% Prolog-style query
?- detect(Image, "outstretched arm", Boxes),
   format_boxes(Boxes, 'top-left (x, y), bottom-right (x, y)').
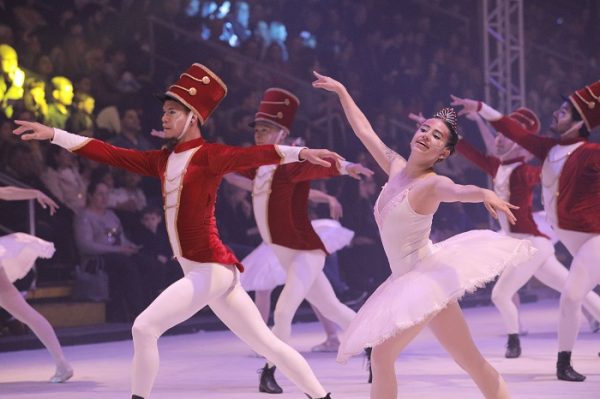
top-left (312, 71), bottom-right (406, 175)
top-left (13, 121), bottom-right (162, 177)
top-left (432, 175), bottom-right (518, 224)
top-left (308, 189), bottom-right (343, 220)
top-left (0, 186), bottom-right (59, 215)
top-left (450, 95), bottom-right (555, 160)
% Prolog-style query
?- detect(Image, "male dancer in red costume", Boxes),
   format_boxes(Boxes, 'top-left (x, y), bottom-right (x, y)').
top-left (230, 88), bottom-right (372, 393)
top-left (451, 80), bottom-right (600, 381)
top-left (436, 108), bottom-right (600, 359)
top-left (13, 64), bottom-right (341, 399)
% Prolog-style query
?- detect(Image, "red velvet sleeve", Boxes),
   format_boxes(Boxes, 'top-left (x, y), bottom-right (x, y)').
top-left (206, 144), bottom-right (283, 175)
top-left (455, 139), bottom-right (500, 177)
top-left (74, 139), bottom-right (164, 177)
top-left (491, 116), bottom-right (557, 161)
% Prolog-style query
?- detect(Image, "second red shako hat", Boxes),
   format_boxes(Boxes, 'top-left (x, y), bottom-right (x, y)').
top-left (251, 88), bottom-right (300, 132)
top-left (568, 80), bottom-right (600, 132)
top-left (163, 63), bottom-right (227, 125)
top-left (508, 107), bottom-right (541, 135)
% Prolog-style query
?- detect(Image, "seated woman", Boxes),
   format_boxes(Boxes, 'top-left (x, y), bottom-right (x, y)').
top-left (73, 179), bottom-right (146, 321)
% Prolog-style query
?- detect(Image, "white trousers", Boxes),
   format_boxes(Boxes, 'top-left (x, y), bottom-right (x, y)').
top-left (491, 234), bottom-right (600, 335)
top-left (552, 227), bottom-right (600, 351)
top-left (131, 259), bottom-right (327, 398)
top-left (270, 245), bottom-right (356, 349)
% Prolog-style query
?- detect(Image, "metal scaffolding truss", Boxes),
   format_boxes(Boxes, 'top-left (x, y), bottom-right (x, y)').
top-left (483, 0), bottom-right (525, 113)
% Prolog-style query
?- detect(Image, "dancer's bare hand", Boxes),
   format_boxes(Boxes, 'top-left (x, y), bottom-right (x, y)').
top-left (299, 148), bottom-right (345, 168)
top-left (35, 191), bottom-right (59, 215)
top-left (312, 71), bottom-right (345, 94)
top-left (12, 120), bottom-right (54, 141)
top-left (327, 196), bottom-right (343, 220)
top-left (346, 163), bottom-right (374, 180)
top-left (482, 189), bottom-right (519, 225)
top-left (450, 95), bottom-right (480, 116)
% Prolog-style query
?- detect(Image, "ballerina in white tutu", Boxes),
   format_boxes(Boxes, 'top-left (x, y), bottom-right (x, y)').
top-left (313, 72), bottom-right (535, 399)
top-left (0, 186), bottom-right (73, 383)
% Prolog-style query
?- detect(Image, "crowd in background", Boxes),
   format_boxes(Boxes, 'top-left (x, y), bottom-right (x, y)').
top-left (0, 0), bottom-right (598, 323)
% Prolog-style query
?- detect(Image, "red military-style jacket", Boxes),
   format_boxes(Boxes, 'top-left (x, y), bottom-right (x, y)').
top-left (51, 129), bottom-right (304, 271)
top-left (490, 116), bottom-right (600, 233)
top-left (238, 162), bottom-right (343, 254)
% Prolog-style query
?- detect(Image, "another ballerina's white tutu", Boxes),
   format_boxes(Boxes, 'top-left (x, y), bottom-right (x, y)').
top-left (240, 219), bottom-right (354, 291)
top-left (0, 233), bottom-right (55, 282)
top-left (337, 187), bottom-right (535, 363)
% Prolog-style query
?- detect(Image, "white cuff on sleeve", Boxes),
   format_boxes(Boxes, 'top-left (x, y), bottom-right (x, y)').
top-left (478, 103), bottom-right (503, 122)
top-left (276, 145), bottom-right (307, 164)
top-left (51, 128), bottom-right (91, 151)
top-left (338, 160), bottom-right (352, 175)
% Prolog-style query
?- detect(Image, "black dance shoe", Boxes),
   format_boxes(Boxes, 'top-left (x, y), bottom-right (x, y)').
top-left (259, 363), bottom-right (283, 394)
top-left (505, 334), bottom-right (521, 358)
top-left (556, 351), bottom-right (586, 382)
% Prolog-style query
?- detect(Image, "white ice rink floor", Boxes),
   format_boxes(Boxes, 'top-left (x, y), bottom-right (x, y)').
top-left (0, 298), bottom-right (598, 398)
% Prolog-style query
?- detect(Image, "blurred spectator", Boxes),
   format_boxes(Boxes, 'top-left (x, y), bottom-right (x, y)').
top-left (66, 92), bottom-right (95, 136)
top-left (109, 169), bottom-right (147, 234)
top-left (73, 180), bottom-right (146, 322)
top-left (22, 77), bottom-right (48, 122)
top-left (45, 76), bottom-right (74, 129)
top-left (109, 105), bottom-right (154, 150)
top-left (130, 206), bottom-right (183, 297)
top-left (0, 44), bottom-right (25, 118)
top-left (221, 1), bottom-right (251, 47)
top-left (41, 146), bottom-right (87, 215)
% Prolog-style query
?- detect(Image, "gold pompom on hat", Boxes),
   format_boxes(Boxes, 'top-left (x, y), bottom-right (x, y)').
top-left (250, 88), bottom-right (300, 132)
top-left (160, 63), bottom-right (227, 125)
top-left (568, 80), bottom-right (600, 132)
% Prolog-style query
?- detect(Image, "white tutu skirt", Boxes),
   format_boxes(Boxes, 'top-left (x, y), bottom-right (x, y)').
top-left (240, 219), bottom-right (354, 291)
top-left (337, 229), bottom-right (535, 363)
top-left (0, 233), bottom-right (55, 282)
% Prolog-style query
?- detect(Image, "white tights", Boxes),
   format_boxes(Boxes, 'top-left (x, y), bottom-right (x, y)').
top-left (370, 301), bottom-right (510, 399)
top-left (0, 267), bottom-right (70, 375)
top-left (131, 259), bottom-right (327, 398)
top-left (491, 235), bottom-right (600, 334)
top-left (553, 229), bottom-right (600, 351)
top-left (269, 245), bottom-right (355, 351)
